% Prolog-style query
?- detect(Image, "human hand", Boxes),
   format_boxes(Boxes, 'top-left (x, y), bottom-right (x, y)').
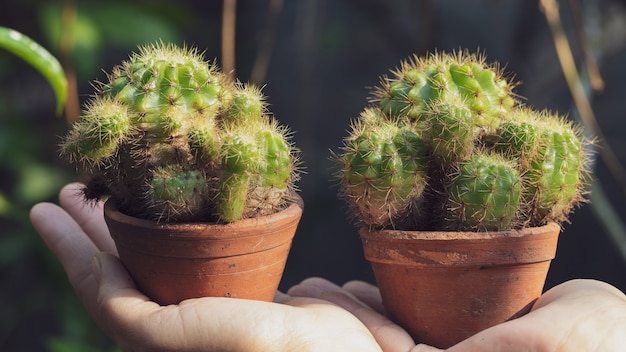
top-left (30, 183), bottom-right (401, 352)
top-left (289, 278), bottom-right (626, 351)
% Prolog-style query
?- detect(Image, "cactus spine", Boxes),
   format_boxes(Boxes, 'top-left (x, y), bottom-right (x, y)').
top-left (62, 42), bottom-right (299, 223)
top-left (336, 50), bottom-right (590, 231)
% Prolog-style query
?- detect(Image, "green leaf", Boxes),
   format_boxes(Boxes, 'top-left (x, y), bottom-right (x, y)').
top-left (0, 27), bottom-right (67, 115)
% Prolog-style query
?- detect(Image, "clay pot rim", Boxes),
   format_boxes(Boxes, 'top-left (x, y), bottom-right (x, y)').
top-left (104, 193), bottom-right (304, 241)
top-left (360, 222), bottom-right (561, 242)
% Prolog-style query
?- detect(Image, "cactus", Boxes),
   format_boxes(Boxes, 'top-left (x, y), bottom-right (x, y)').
top-left (336, 50), bottom-right (590, 231)
top-left (336, 108), bottom-right (430, 228)
top-left (61, 42), bottom-right (299, 223)
top-left (445, 153), bottom-right (521, 231)
top-left (374, 51), bottom-right (515, 136)
top-left (495, 108), bottom-right (587, 226)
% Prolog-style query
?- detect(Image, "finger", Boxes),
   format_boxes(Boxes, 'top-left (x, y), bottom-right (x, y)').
top-left (533, 279), bottom-right (626, 311)
top-left (342, 280), bottom-right (386, 315)
top-left (92, 252), bottom-right (158, 346)
top-left (59, 183), bottom-right (117, 253)
top-left (30, 202), bottom-right (100, 316)
top-left (289, 278), bottom-right (416, 352)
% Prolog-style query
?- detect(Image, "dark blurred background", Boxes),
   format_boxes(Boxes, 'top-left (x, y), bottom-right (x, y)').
top-left (1, 0), bottom-right (625, 350)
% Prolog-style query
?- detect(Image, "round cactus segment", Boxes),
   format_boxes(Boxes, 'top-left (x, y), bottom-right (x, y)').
top-left (338, 111), bottom-right (429, 228)
top-left (214, 119), bottom-right (297, 223)
top-left (522, 114), bottom-right (584, 224)
top-left (187, 122), bottom-right (220, 166)
top-left (223, 83), bottom-right (266, 126)
top-left (150, 166), bottom-right (209, 221)
top-left (244, 125), bottom-right (296, 218)
top-left (447, 153), bottom-right (521, 231)
top-left (378, 61), bottom-right (436, 121)
top-left (428, 97), bottom-right (475, 167)
top-left (493, 108), bottom-right (541, 161)
top-left (376, 51), bottom-right (514, 134)
top-left (259, 127), bottom-right (292, 188)
top-left (494, 109), bottom-right (587, 225)
top-left (449, 62), bottom-right (515, 129)
top-left (379, 78), bottom-right (425, 120)
top-left (527, 131), bottom-right (581, 222)
top-left (103, 43), bottom-right (227, 140)
top-left (61, 97), bottom-right (131, 162)
top-left (215, 133), bottom-right (259, 223)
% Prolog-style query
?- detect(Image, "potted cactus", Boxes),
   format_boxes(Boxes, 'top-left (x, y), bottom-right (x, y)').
top-left (61, 42), bottom-right (302, 305)
top-left (334, 50), bottom-right (590, 348)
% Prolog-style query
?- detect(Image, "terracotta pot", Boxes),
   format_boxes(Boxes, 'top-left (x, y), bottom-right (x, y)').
top-left (104, 195), bottom-right (304, 305)
top-left (360, 222), bottom-right (560, 348)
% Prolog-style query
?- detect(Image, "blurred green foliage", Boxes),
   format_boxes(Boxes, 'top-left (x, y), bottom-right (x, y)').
top-left (37, 1), bottom-right (186, 78)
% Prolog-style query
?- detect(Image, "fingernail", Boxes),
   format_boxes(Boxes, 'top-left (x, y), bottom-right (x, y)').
top-left (91, 254), bottom-right (103, 283)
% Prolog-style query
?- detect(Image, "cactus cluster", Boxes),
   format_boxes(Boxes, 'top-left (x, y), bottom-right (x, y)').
top-left (62, 42), bottom-right (299, 223)
top-left (336, 50), bottom-right (590, 231)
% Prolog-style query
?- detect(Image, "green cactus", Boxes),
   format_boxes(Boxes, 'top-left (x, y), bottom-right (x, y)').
top-left (336, 108), bottom-right (430, 228)
top-left (216, 119), bottom-right (293, 222)
top-left (445, 153), bottom-right (521, 231)
top-left (336, 50), bottom-right (590, 231)
top-left (61, 42), bottom-right (299, 223)
top-left (374, 51), bottom-right (515, 135)
top-left (428, 96), bottom-right (476, 167)
top-left (495, 108), bottom-right (587, 225)
top-left (149, 165), bottom-right (209, 221)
